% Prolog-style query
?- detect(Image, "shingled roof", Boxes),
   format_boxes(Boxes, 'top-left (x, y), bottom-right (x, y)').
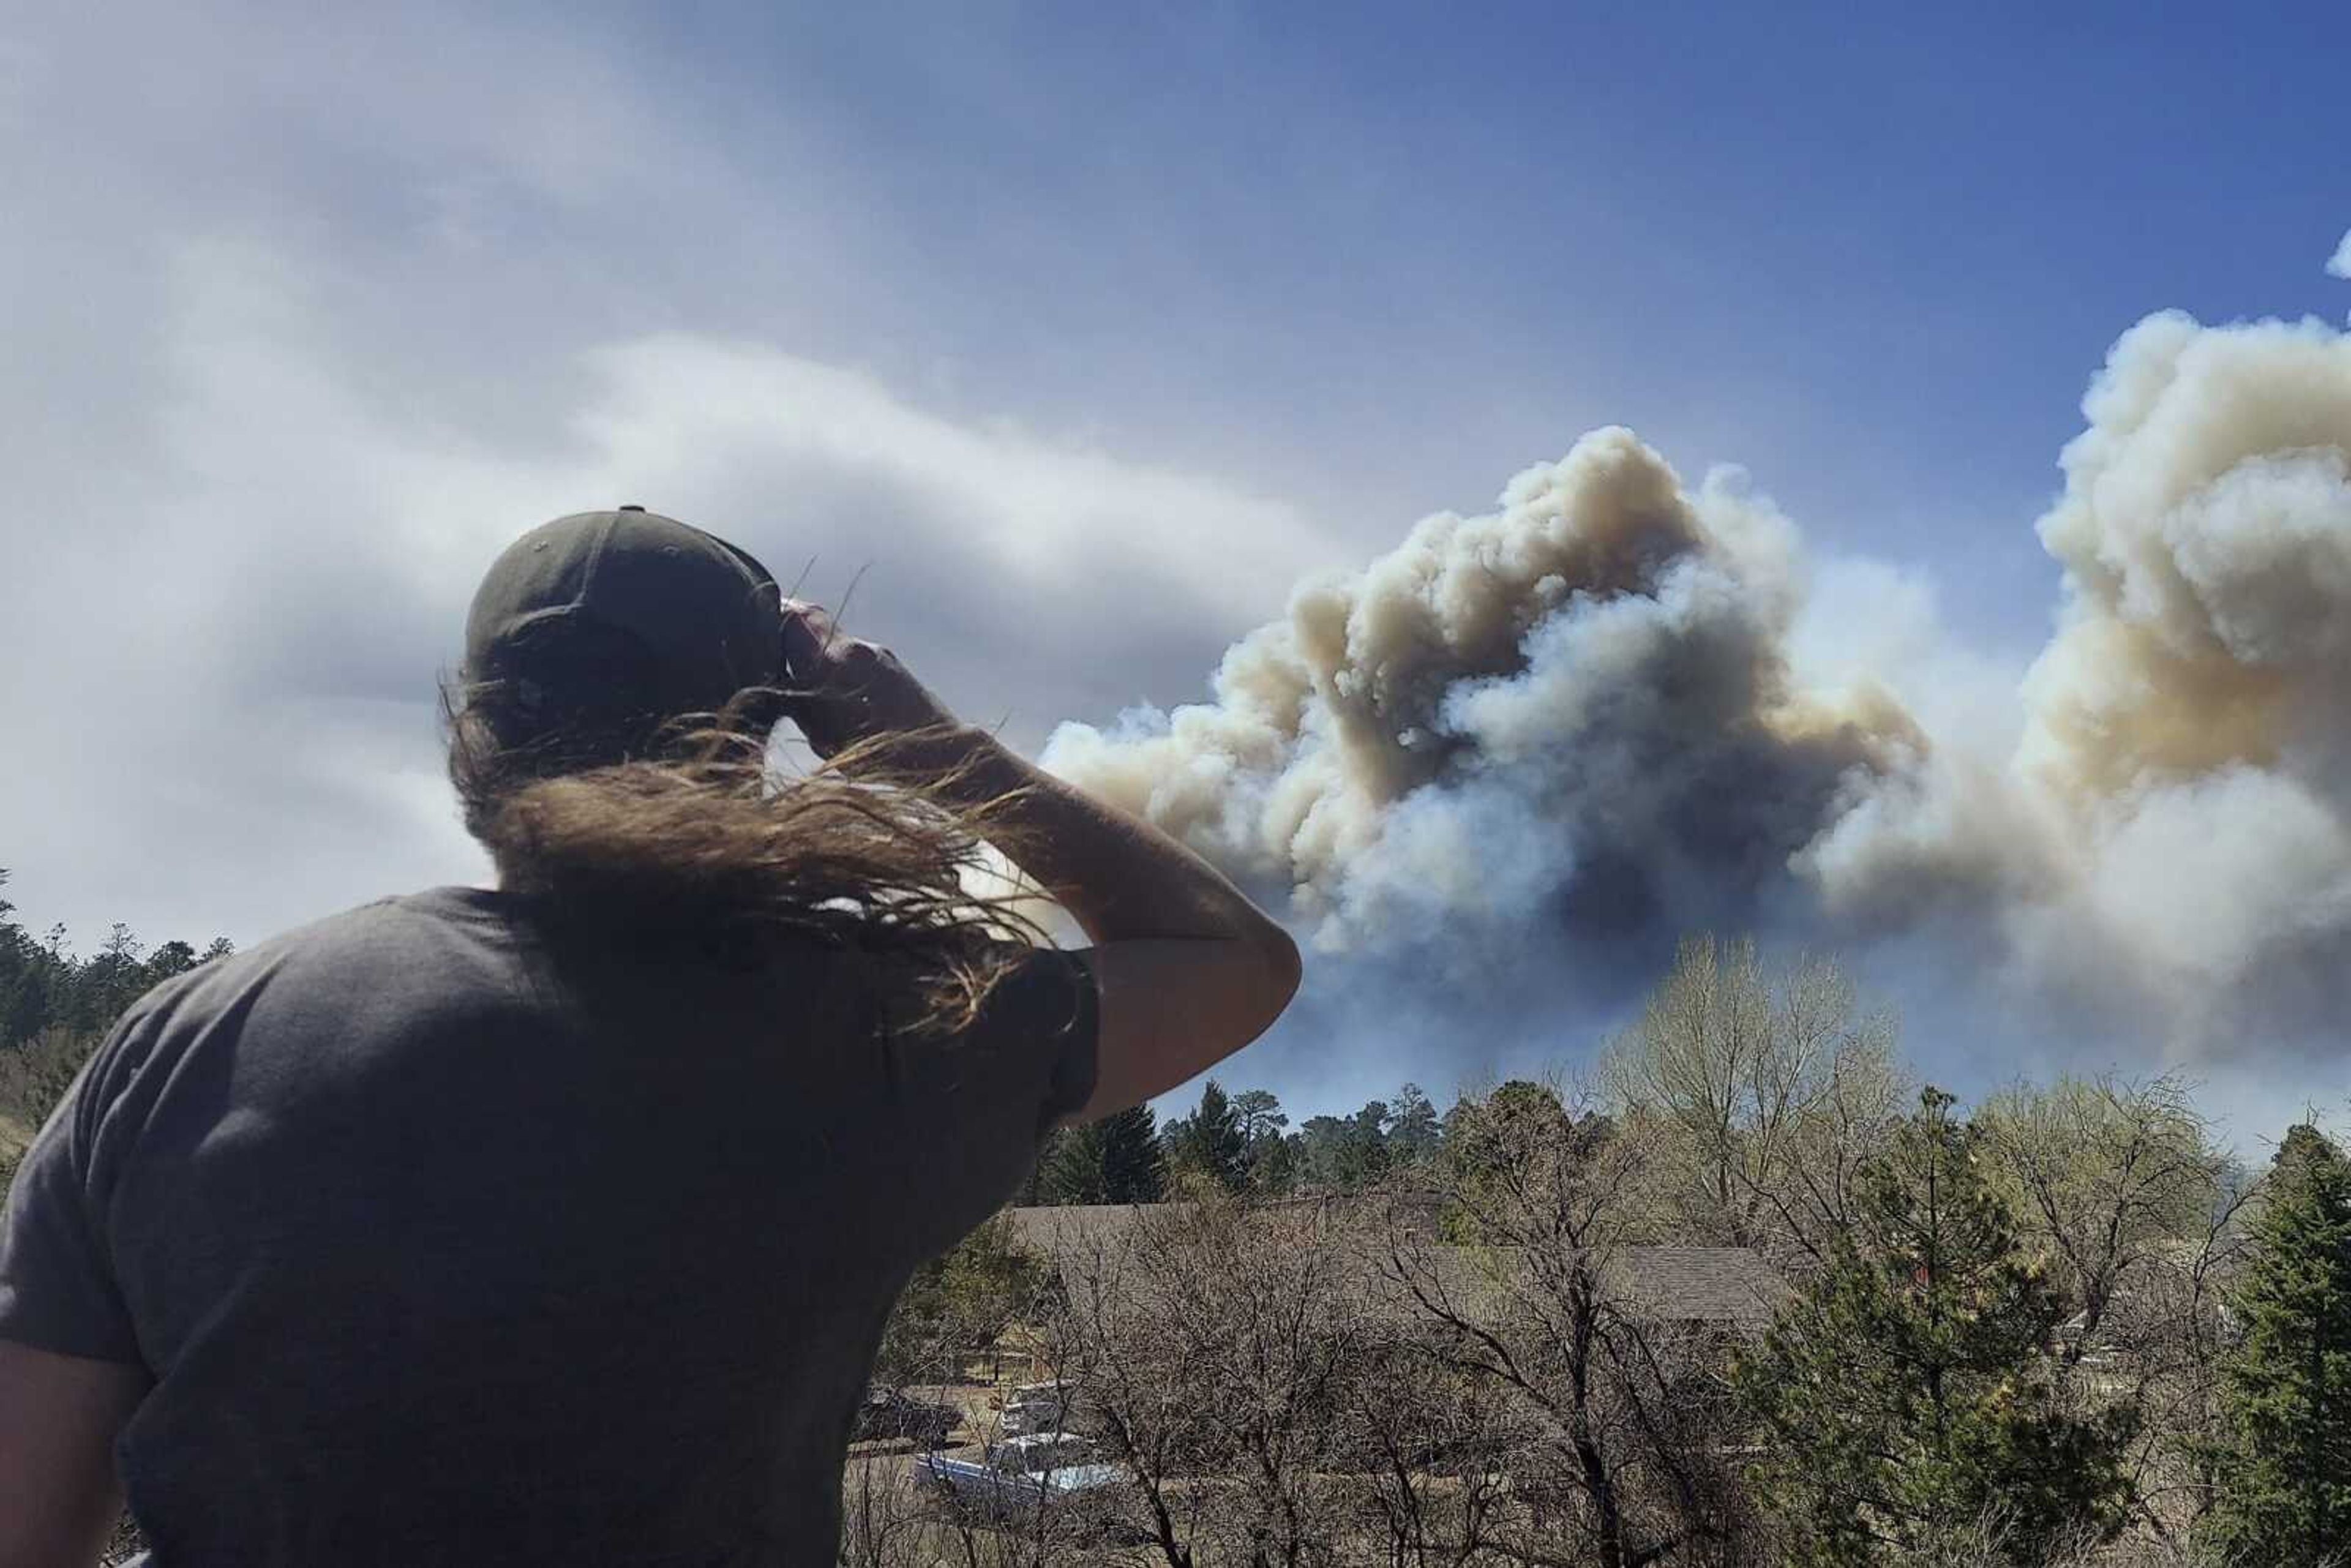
top-left (1603, 1245), bottom-right (1791, 1327)
top-left (1002, 1205), bottom-right (1791, 1329)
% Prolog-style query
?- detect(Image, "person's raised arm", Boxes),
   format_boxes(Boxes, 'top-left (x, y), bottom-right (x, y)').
top-left (779, 606), bottom-right (1300, 1120)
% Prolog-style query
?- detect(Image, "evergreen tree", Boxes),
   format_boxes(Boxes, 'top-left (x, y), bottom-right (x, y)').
top-left (1349, 1100), bottom-right (1393, 1184)
top-left (1017, 1133), bottom-right (1056, 1206)
top-left (1097, 1103), bottom-right (1165, 1204)
top-left (1037, 1123), bottom-right (1104, 1204)
top-left (146, 939), bottom-right (200, 982)
top-left (1387, 1082), bottom-right (1443, 1163)
top-left (0, 876), bottom-right (233, 1051)
top-left (1733, 1089), bottom-right (2135, 1565)
top-left (1248, 1131), bottom-right (1298, 1195)
top-left (1292, 1114), bottom-right (1348, 1189)
top-left (1231, 1088), bottom-right (1294, 1193)
top-left (1437, 1081), bottom-right (1579, 1244)
top-left (1288, 1100), bottom-right (1398, 1190)
top-left (1231, 1089), bottom-right (1286, 1144)
top-left (2205, 1123), bottom-right (2351, 1568)
top-left (1166, 1078), bottom-right (1247, 1193)
top-left (1040, 1106), bottom-right (1166, 1205)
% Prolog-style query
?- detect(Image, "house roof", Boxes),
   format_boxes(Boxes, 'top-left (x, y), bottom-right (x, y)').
top-left (1604, 1245), bottom-right (1792, 1327)
top-left (1002, 1205), bottom-right (1790, 1328)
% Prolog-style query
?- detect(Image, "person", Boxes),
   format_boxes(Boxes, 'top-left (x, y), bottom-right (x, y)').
top-left (0, 507), bottom-right (1301, 1566)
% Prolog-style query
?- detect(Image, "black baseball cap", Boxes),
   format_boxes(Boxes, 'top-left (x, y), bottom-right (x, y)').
top-left (464, 506), bottom-right (786, 723)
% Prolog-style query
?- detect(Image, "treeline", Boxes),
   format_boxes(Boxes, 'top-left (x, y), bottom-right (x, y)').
top-left (1027, 1078), bottom-right (1449, 1206)
top-left (866, 938), bottom-right (2351, 1568)
top-left (0, 871), bottom-right (233, 1048)
top-left (0, 870), bottom-right (234, 1200)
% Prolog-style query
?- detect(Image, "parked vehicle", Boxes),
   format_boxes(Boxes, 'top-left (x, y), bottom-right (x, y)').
top-left (996, 1381), bottom-right (1069, 1438)
top-left (917, 1433), bottom-right (1131, 1531)
top-left (851, 1386), bottom-right (959, 1449)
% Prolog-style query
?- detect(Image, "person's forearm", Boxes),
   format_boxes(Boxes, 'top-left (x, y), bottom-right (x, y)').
top-left (779, 610), bottom-right (1300, 1109)
top-left (926, 727), bottom-right (1288, 953)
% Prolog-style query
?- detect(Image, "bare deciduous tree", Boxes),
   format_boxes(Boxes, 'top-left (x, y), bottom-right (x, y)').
top-left (1383, 1084), bottom-right (1750, 1568)
top-left (1602, 936), bottom-right (1908, 1266)
top-left (1038, 1195), bottom-right (1378, 1564)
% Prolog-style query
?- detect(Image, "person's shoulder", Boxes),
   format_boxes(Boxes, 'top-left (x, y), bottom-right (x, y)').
top-left (120, 888), bottom-right (509, 1026)
top-left (48, 890), bottom-right (518, 1139)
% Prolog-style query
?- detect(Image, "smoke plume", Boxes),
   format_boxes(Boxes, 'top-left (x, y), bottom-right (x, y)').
top-left (1043, 298), bottom-right (2351, 1050)
top-left (1044, 425), bottom-right (1919, 962)
top-left (1816, 307), bottom-right (2351, 1034)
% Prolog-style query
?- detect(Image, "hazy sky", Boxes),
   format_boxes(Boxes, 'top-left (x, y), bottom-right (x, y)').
top-left (6, 1), bottom-right (2347, 1131)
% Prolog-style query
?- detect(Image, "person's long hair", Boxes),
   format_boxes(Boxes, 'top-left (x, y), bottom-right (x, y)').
top-left (442, 620), bottom-right (1045, 1038)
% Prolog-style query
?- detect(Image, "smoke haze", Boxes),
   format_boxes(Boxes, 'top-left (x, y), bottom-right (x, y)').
top-left (1045, 292), bottom-right (2351, 1059)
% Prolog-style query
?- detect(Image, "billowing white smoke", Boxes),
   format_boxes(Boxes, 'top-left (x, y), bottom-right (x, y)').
top-left (1812, 307), bottom-right (2351, 1032)
top-left (1042, 426), bottom-right (1917, 960)
top-left (1043, 286), bottom-right (2351, 1045)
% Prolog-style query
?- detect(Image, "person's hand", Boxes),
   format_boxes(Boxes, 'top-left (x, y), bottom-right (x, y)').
top-left (777, 601), bottom-right (964, 763)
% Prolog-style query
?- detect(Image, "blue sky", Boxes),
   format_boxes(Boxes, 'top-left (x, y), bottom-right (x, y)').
top-left (4, 1), bottom-right (2347, 1130)
top-left (598, 1), bottom-right (2351, 641)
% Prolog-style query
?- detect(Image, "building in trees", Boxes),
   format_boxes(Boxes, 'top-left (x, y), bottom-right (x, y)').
top-left (1974, 1073), bottom-right (2252, 1543)
top-left (1007, 1188), bottom-right (1789, 1568)
top-left (1977, 1073), bottom-right (2240, 1368)
top-left (1398, 1078), bottom-right (1769, 1567)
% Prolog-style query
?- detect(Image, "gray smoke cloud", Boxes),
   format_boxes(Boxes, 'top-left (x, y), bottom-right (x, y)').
top-left (1043, 426), bottom-right (1920, 962)
top-left (1044, 297), bottom-right (2351, 1053)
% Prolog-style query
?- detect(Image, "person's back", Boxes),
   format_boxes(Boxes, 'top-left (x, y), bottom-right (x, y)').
top-left (70, 888), bottom-right (1087, 1563)
top-left (0, 508), bottom-right (1298, 1566)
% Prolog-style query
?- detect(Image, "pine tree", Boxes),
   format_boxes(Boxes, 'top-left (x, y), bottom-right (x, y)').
top-left (2205, 1123), bottom-right (2351, 1568)
top-left (1, 880), bottom-right (236, 1210)
top-left (1037, 1106), bottom-right (1166, 1206)
top-left (1037, 1124), bottom-right (1105, 1204)
top-left (1231, 1088), bottom-right (1294, 1193)
top-left (1387, 1082), bottom-right (1443, 1163)
top-left (1232, 1089), bottom-right (1287, 1146)
top-left (1096, 1103), bottom-right (1165, 1204)
top-left (1167, 1079), bottom-right (1247, 1193)
top-left (1734, 1089), bottom-right (2135, 1565)
top-left (1048, 1123), bottom-right (1109, 1213)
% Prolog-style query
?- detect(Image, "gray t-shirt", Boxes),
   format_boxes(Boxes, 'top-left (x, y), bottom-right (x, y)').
top-left (0, 887), bottom-right (1096, 1566)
